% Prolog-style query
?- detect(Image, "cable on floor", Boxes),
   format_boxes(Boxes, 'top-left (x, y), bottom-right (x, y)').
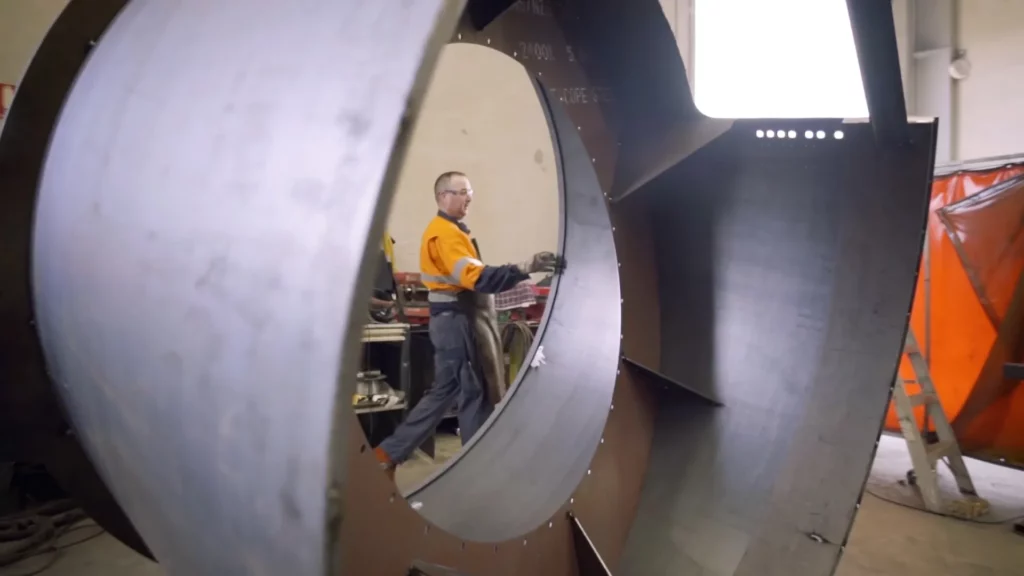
top-left (0, 499), bottom-right (106, 576)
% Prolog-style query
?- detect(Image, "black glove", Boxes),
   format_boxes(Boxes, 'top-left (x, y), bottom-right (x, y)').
top-left (517, 252), bottom-right (565, 274)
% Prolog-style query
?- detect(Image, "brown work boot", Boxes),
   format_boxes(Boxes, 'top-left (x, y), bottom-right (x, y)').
top-left (374, 447), bottom-right (396, 483)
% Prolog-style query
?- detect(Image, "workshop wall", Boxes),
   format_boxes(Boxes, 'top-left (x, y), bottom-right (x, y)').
top-left (0, 0), bottom-right (69, 129)
top-left (0, 0), bottom-right (68, 85)
top-left (384, 43), bottom-right (560, 273)
top-left (954, 0), bottom-right (1024, 160)
top-left (892, 0), bottom-right (1024, 162)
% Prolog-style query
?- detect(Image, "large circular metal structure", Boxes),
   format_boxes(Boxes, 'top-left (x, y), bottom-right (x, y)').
top-left (1, 0), bottom-right (937, 575)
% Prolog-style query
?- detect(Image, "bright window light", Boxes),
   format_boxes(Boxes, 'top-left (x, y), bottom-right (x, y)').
top-left (693, 0), bottom-right (868, 119)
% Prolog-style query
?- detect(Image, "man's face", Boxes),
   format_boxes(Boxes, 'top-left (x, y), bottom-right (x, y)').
top-left (438, 174), bottom-right (473, 220)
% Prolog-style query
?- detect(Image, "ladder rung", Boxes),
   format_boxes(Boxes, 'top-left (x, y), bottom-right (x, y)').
top-left (904, 339), bottom-right (921, 355)
top-left (926, 440), bottom-right (959, 462)
top-left (909, 393), bottom-right (937, 407)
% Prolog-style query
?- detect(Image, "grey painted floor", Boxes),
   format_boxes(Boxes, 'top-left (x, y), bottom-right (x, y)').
top-left (3, 435), bottom-right (1022, 576)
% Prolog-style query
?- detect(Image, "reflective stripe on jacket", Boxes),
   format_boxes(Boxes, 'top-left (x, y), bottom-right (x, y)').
top-left (420, 212), bottom-right (528, 310)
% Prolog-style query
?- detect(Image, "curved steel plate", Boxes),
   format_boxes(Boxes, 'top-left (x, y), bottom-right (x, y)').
top-left (32, 0), bottom-right (462, 573)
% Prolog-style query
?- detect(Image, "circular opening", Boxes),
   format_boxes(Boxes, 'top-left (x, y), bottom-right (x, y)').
top-left (766, 129), bottom-right (776, 138)
top-left (816, 130), bottom-right (826, 139)
top-left (804, 130), bottom-right (814, 139)
top-left (787, 130), bottom-right (796, 139)
top-left (834, 130), bottom-right (845, 140)
top-left (361, 43), bottom-right (619, 541)
top-left (756, 129), bottom-right (765, 138)
top-left (358, 43), bottom-right (560, 490)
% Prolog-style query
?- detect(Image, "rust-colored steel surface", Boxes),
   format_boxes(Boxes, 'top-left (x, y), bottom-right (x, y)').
top-left (2, 0), bottom-right (936, 575)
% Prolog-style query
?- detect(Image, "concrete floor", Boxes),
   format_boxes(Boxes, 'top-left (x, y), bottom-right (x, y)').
top-left (3, 435), bottom-right (1021, 576)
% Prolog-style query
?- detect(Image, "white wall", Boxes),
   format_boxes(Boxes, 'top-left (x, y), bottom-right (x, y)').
top-left (954, 0), bottom-right (1024, 160)
top-left (893, 0), bottom-right (1024, 161)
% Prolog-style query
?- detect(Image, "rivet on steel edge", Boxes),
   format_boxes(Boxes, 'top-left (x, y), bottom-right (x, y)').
top-left (486, 38), bottom-right (491, 44)
top-left (513, 52), bottom-right (517, 57)
top-left (457, 33), bottom-right (462, 40)
top-left (600, 438), bottom-right (605, 444)
top-left (523, 539), bottom-right (528, 546)
top-left (548, 521), bottom-right (554, 528)
top-left (570, 498), bottom-right (575, 504)
top-left (587, 469), bottom-right (591, 475)
top-left (389, 495), bottom-right (395, 504)
top-left (591, 158), bottom-right (596, 163)
top-left (612, 227), bottom-right (616, 231)
top-left (610, 404), bottom-right (615, 411)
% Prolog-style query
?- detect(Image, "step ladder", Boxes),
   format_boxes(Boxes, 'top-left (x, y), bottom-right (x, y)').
top-left (891, 331), bottom-right (989, 519)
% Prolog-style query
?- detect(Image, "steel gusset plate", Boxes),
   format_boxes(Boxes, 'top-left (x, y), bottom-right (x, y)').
top-left (4, 0), bottom-right (936, 574)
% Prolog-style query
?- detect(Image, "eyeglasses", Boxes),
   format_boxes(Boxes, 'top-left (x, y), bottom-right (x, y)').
top-left (441, 188), bottom-right (473, 198)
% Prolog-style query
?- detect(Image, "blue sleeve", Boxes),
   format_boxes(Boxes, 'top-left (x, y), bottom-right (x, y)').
top-left (473, 264), bottom-right (529, 294)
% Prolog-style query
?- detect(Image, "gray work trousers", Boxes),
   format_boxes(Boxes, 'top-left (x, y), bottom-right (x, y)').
top-left (378, 309), bottom-right (493, 463)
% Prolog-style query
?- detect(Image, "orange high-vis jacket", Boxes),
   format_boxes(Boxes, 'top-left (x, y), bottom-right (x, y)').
top-left (420, 212), bottom-right (528, 307)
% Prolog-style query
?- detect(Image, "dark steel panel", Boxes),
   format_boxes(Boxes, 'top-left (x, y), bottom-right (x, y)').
top-left (619, 120), bottom-right (936, 576)
top-left (846, 0), bottom-right (910, 145)
top-left (0, 0), bottom-right (148, 557)
top-left (30, 0), bottom-right (463, 574)
top-left (622, 357), bottom-right (722, 406)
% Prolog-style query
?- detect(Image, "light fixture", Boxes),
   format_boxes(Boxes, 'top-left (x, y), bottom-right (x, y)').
top-left (816, 130), bottom-right (826, 139)
top-left (756, 130), bottom-right (765, 138)
top-left (804, 130), bottom-right (814, 139)
top-left (767, 130), bottom-right (776, 138)
top-left (834, 130), bottom-right (844, 140)
top-left (787, 130), bottom-right (796, 139)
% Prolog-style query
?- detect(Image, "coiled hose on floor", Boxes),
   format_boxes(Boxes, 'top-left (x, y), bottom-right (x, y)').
top-left (501, 321), bottom-right (535, 385)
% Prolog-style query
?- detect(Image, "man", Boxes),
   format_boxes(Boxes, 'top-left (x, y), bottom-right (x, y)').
top-left (374, 171), bottom-right (561, 479)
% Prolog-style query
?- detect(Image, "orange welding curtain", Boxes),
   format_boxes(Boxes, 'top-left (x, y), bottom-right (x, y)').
top-left (885, 164), bottom-right (1024, 464)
